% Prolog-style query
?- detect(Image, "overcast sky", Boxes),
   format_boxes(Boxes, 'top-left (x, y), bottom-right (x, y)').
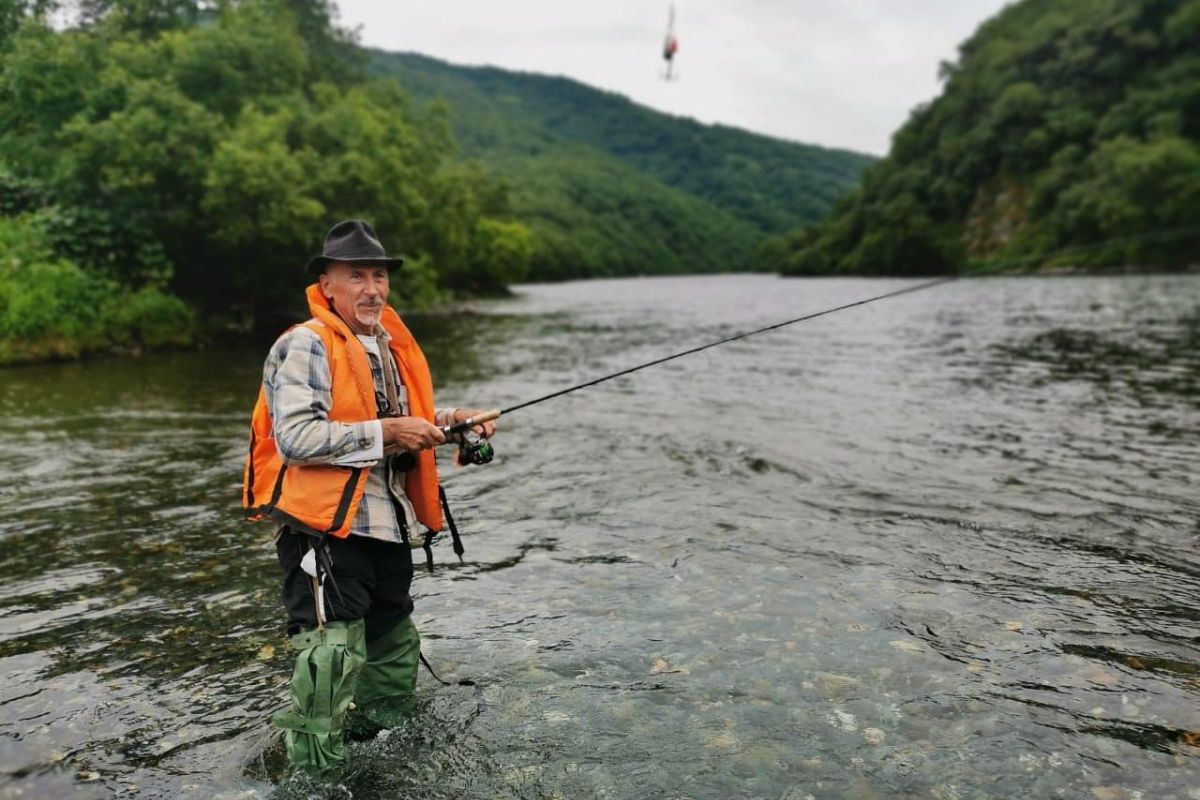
top-left (334, 1), bottom-right (1012, 156)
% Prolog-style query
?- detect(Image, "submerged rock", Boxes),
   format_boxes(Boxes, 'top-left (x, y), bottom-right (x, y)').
top-left (814, 671), bottom-right (860, 695)
top-left (1090, 787), bottom-right (1132, 800)
top-left (827, 709), bottom-right (858, 731)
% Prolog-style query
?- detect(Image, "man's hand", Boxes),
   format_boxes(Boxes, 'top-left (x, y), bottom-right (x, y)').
top-left (452, 408), bottom-right (498, 438)
top-left (381, 416), bottom-right (446, 453)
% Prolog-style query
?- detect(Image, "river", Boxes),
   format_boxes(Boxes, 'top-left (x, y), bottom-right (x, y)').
top-left (1, 274), bottom-right (1197, 799)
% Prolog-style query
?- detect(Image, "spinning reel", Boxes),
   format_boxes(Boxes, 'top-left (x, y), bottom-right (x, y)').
top-left (453, 428), bottom-right (494, 466)
top-left (442, 409), bottom-right (500, 468)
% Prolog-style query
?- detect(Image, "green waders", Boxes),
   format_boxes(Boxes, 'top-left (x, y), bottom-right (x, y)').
top-left (348, 617), bottom-right (422, 735)
top-left (273, 617), bottom-right (422, 770)
top-left (272, 620), bottom-right (367, 771)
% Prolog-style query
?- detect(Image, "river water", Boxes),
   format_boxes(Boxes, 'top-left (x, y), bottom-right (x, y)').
top-left (0, 274), bottom-right (1197, 799)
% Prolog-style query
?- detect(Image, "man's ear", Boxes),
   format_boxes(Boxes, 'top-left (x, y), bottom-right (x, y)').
top-left (317, 272), bottom-right (333, 299)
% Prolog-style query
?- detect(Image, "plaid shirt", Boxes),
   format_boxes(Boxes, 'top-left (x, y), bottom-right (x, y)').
top-left (263, 321), bottom-right (454, 543)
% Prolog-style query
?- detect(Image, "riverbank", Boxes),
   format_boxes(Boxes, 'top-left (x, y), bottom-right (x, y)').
top-left (7, 267), bottom-right (1198, 368)
top-left (6, 265), bottom-right (1196, 368)
top-left (0, 288), bottom-right (514, 368)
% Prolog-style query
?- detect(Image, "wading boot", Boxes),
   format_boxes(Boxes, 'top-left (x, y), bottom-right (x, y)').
top-left (272, 620), bottom-right (367, 773)
top-left (346, 616), bottom-right (421, 737)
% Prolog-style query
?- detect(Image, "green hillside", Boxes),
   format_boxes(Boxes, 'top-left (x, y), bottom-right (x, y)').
top-left (768, 0), bottom-right (1200, 276)
top-left (370, 51), bottom-right (874, 279)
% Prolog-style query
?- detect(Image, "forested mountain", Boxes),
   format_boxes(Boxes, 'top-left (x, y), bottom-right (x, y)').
top-left (370, 51), bottom-right (873, 280)
top-left (766, 0), bottom-right (1200, 276)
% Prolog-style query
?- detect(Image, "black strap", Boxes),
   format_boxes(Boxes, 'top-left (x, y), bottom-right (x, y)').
top-left (439, 485), bottom-right (465, 563)
top-left (313, 535), bottom-right (345, 609)
top-left (422, 536), bottom-right (435, 574)
top-left (386, 492), bottom-right (436, 574)
top-left (324, 466), bottom-right (362, 534)
top-left (419, 652), bottom-right (475, 686)
top-left (244, 430), bottom-right (257, 509)
top-left (386, 486), bottom-right (464, 574)
top-left (388, 495), bottom-right (411, 546)
top-left (244, 463), bottom-right (289, 520)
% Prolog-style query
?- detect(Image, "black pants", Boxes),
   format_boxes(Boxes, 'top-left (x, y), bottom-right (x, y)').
top-left (277, 529), bottom-right (415, 639)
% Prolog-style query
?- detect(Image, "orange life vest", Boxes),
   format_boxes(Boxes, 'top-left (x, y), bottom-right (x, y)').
top-left (242, 284), bottom-right (443, 538)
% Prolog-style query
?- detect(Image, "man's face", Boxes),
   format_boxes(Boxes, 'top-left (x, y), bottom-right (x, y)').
top-left (318, 262), bottom-right (389, 334)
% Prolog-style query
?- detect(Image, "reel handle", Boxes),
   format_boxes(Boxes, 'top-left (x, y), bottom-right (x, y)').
top-left (441, 408), bottom-right (501, 437)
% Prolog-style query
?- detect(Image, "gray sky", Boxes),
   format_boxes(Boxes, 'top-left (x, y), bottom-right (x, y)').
top-left (334, 1), bottom-right (1011, 156)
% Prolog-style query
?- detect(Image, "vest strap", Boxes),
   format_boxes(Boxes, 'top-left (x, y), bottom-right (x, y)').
top-left (439, 486), bottom-right (465, 563)
top-left (244, 430), bottom-right (257, 509)
top-left (243, 462), bottom-right (289, 521)
top-left (325, 466), bottom-right (363, 535)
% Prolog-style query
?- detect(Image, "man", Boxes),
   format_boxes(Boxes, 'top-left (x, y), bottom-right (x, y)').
top-left (242, 219), bottom-right (496, 771)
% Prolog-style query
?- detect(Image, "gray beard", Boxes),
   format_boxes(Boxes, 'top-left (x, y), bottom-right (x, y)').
top-left (355, 307), bottom-right (383, 328)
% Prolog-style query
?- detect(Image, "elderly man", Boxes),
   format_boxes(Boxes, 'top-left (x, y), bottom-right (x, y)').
top-left (242, 219), bottom-right (495, 771)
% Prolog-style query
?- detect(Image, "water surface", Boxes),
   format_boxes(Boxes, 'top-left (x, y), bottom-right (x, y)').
top-left (1, 274), bottom-right (1197, 799)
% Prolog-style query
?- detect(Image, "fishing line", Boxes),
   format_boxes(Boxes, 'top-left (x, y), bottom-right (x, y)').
top-left (441, 224), bottom-right (1200, 433)
top-left (498, 275), bottom-right (957, 416)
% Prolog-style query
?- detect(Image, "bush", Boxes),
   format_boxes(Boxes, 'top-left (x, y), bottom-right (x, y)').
top-left (0, 215), bottom-right (196, 363)
top-left (106, 285), bottom-right (196, 348)
top-left (388, 253), bottom-right (443, 310)
top-left (465, 218), bottom-right (534, 292)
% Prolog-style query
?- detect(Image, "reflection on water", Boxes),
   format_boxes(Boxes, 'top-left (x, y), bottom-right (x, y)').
top-left (1, 274), bottom-right (1197, 798)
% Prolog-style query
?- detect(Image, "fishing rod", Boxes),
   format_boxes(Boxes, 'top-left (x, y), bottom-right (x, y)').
top-left (440, 221), bottom-right (1200, 446)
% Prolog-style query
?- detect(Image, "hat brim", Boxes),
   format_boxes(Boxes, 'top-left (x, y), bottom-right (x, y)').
top-left (307, 255), bottom-right (405, 275)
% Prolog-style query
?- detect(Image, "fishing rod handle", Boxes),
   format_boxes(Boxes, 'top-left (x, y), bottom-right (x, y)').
top-left (441, 408), bottom-right (501, 436)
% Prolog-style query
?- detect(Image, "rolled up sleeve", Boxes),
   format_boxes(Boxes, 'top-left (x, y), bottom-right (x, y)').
top-left (264, 326), bottom-right (378, 465)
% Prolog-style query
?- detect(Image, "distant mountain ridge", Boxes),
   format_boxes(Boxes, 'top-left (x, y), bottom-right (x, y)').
top-left (370, 50), bottom-right (874, 280)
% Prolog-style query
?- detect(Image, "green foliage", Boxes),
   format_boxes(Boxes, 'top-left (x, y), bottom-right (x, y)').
top-left (0, 0), bottom-right (55, 47)
top-left (0, 210), bottom-right (55, 265)
top-left (498, 145), bottom-right (763, 280)
top-left (107, 284), bottom-right (196, 348)
top-left (74, 0), bottom-right (204, 36)
top-left (387, 253), bottom-right (441, 310)
top-left (466, 218), bottom-right (535, 292)
top-left (0, 216), bottom-right (110, 352)
top-left (199, 104), bottom-right (327, 305)
top-left (0, 23), bottom-right (98, 171)
top-left (773, 0), bottom-right (1200, 275)
top-left (0, 215), bottom-right (193, 362)
top-left (193, 78), bottom-right (483, 313)
top-left (0, 0), bottom-right (507, 344)
top-left (165, 6), bottom-right (309, 118)
top-left (0, 165), bottom-right (47, 216)
top-left (1047, 134), bottom-right (1200, 264)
